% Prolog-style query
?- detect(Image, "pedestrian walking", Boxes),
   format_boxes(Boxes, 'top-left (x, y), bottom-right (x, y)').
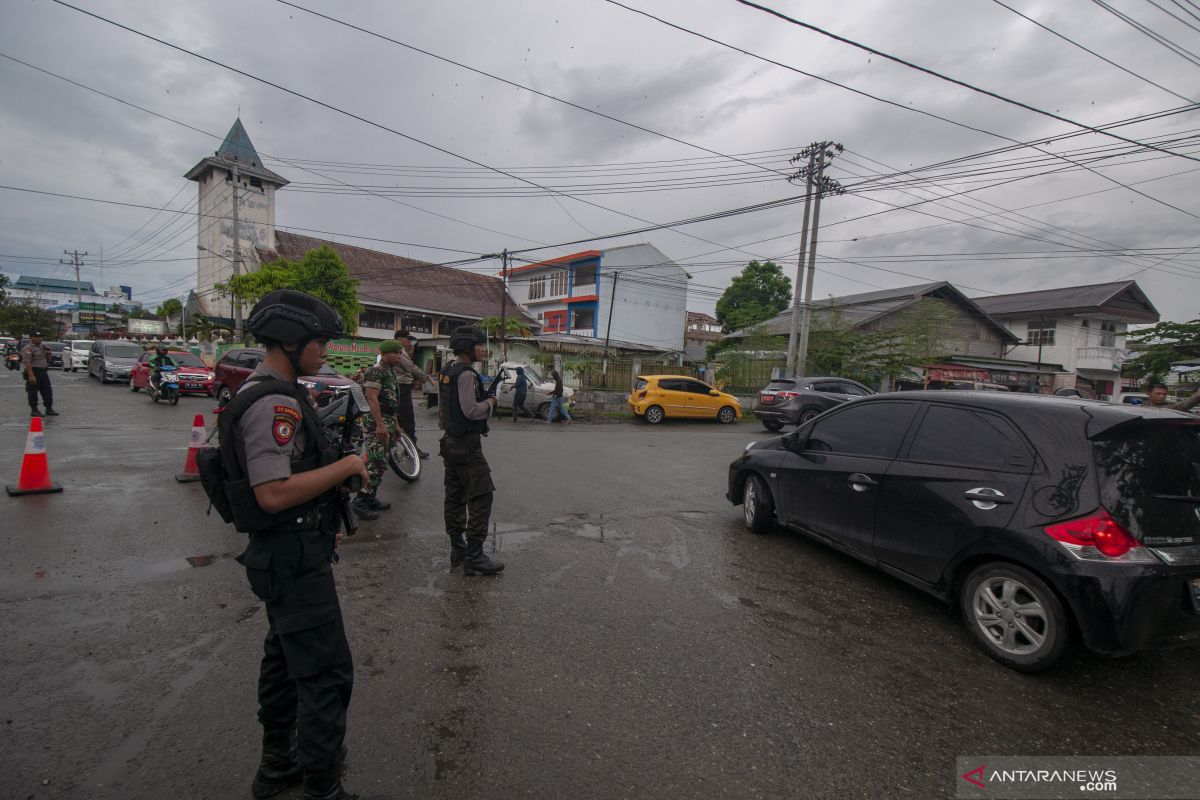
top-left (546, 368), bottom-right (572, 424)
top-left (354, 340), bottom-right (405, 518)
top-left (511, 365), bottom-right (531, 421)
top-left (21, 331), bottom-right (57, 417)
top-left (1147, 382), bottom-right (1200, 412)
top-left (438, 326), bottom-right (504, 576)
top-left (219, 290), bottom-right (368, 800)
top-left (391, 329), bottom-right (432, 458)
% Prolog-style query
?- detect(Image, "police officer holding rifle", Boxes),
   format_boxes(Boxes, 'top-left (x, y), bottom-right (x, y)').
top-left (221, 290), bottom-right (368, 800)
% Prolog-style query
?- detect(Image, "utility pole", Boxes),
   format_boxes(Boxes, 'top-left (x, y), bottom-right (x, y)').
top-left (602, 271), bottom-right (619, 376)
top-left (785, 142), bottom-right (846, 378)
top-left (785, 153), bottom-right (815, 378)
top-left (230, 164), bottom-right (244, 342)
top-left (498, 248), bottom-right (509, 361)
top-left (61, 250), bottom-right (88, 305)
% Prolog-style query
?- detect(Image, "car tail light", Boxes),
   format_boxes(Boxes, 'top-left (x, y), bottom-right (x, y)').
top-left (776, 391), bottom-right (801, 399)
top-left (637, 390), bottom-right (647, 400)
top-left (1043, 509), bottom-right (1158, 563)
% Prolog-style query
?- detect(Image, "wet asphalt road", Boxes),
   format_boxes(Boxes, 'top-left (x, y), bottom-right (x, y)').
top-left (1, 367), bottom-right (1198, 800)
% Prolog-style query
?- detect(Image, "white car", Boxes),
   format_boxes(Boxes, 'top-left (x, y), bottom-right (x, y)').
top-left (65, 339), bottom-right (94, 372)
top-left (491, 362), bottom-right (575, 418)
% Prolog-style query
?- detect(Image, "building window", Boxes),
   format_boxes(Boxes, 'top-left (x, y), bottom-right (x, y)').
top-left (572, 308), bottom-right (595, 331)
top-left (529, 275), bottom-right (546, 301)
top-left (437, 317), bottom-right (468, 335)
top-left (401, 315), bottom-right (433, 334)
top-left (1027, 319), bottom-right (1056, 347)
top-left (1100, 321), bottom-right (1117, 347)
top-left (359, 308), bottom-right (396, 330)
top-left (574, 263), bottom-right (597, 290)
top-left (549, 270), bottom-right (568, 297)
top-left (544, 310), bottom-right (567, 332)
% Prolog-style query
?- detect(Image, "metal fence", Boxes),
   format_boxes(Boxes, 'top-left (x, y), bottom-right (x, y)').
top-left (713, 360), bottom-right (784, 394)
top-left (572, 359), bottom-right (698, 391)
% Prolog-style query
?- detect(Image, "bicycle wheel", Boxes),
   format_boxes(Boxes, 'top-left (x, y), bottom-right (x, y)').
top-left (388, 431), bottom-right (421, 482)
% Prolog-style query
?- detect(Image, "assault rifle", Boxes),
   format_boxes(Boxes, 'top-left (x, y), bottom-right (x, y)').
top-left (316, 383), bottom-right (372, 545)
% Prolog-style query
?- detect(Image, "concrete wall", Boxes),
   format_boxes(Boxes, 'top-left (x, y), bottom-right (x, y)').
top-left (598, 244), bottom-right (687, 351)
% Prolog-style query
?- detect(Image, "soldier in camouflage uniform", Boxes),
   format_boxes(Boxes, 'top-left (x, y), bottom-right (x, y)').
top-left (352, 340), bottom-right (404, 518)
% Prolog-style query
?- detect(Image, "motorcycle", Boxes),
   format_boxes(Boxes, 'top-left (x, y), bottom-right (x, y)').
top-left (149, 365), bottom-right (180, 405)
top-left (5, 351), bottom-right (20, 371)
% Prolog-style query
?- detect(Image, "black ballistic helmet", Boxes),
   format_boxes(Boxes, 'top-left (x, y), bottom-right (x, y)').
top-left (247, 290), bottom-right (344, 343)
top-left (449, 325), bottom-right (487, 355)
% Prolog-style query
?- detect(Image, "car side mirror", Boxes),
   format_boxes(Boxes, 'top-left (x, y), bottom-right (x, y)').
top-left (709, 390), bottom-right (720, 397)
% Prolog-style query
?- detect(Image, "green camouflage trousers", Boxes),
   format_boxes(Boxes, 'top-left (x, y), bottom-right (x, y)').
top-left (362, 417), bottom-right (399, 495)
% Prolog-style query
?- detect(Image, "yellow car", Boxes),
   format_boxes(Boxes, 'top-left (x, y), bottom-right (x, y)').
top-left (628, 375), bottom-right (742, 425)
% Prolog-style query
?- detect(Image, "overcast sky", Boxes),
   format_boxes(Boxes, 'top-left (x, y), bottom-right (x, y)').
top-left (2, 0), bottom-right (1198, 325)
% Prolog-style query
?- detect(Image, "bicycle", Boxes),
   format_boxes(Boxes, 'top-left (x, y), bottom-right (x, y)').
top-left (388, 429), bottom-right (421, 482)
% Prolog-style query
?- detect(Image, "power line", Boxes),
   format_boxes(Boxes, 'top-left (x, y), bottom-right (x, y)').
top-left (988, 0), bottom-right (1195, 102)
top-left (733, 0), bottom-right (1200, 162)
top-left (1091, 0), bottom-right (1200, 67)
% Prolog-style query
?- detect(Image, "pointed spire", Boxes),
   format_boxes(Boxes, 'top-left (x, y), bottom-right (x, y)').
top-left (216, 118), bottom-right (262, 168)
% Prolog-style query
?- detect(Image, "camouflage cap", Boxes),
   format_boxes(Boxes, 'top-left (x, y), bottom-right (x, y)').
top-left (379, 339), bottom-right (404, 353)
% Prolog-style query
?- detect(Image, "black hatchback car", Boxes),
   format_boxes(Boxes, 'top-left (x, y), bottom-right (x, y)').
top-left (754, 376), bottom-right (874, 432)
top-left (727, 392), bottom-right (1200, 672)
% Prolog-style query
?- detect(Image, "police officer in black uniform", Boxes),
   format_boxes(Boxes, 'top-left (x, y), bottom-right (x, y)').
top-left (439, 326), bottom-right (505, 575)
top-left (221, 290), bottom-right (368, 800)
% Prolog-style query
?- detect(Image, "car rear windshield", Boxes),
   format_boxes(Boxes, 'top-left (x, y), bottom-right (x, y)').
top-left (169, 352), bottom-right (206, 368)
top-left (45, 342), bottom-right (64, 351)
top-left (104, 344), bottom-right (142, 359)
top-left (764, 380), bottom-right (795, 391)
top-left (1092, 423), bottom-right (1200, 543)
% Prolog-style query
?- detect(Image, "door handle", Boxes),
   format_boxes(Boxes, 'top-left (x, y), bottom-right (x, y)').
top-left (964, 487), bottom-right (1011, 510)
top-left (847, 473), bottom-right (878, 492)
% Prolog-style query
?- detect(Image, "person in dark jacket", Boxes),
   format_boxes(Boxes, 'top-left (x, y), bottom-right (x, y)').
top-left (546, 369), bottom-right (572, 424)
top-left (511, 366), bottom-right (532, 421)
top-left (438, 326), bottom-right (504, 575)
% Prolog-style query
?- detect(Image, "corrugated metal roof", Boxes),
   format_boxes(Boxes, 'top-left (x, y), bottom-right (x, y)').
top-left (261, 231), bottom-right (535, 325)
top-left (15, 275), bottom-right (97, 293)
top-left (972, 280), bottom-right (1159, 321)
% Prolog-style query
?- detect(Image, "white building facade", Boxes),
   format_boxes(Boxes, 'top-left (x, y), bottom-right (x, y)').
top-left (507, 243), bottom-right (687, 351)
top-left (975, 281), bottom-right (1160, 400)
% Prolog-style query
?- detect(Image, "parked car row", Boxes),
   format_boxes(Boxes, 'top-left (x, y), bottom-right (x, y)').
top-left (726, 391), bottom-right (1200, 672)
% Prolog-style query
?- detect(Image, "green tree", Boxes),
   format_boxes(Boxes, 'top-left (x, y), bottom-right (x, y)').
top-left (714, 260), bottom-right (792, 333)
top-left (217, 245), bottom-right (362, 335)
top-left (1124, 319), bottom-right (1200, 384)
top-left (477, 315), bottom-right (531, 337)
top-left (0, 300), bottom-right (59, 338)
top-left (155, 298), bottom-right (182, 319)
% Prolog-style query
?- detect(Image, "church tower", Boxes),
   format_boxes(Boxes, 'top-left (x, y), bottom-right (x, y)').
top-left (184, 119), bottom-right (288, 322)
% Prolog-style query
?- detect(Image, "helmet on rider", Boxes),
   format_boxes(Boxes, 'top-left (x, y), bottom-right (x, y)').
top-left (449, 325), bottom-right (487, 356)
top-left (155, 343), bottom-right (168, 355)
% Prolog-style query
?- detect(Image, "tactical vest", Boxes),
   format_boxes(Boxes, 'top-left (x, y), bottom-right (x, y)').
top-left (218, 377), bottom-right (340, 533)
top-left (439, 362), bottom-right (488, 437)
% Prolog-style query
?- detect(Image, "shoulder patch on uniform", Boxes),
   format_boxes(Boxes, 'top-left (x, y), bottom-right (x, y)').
top-left (273, 405), bottom-right (301, 422)
top-left (272, 414), bottom-right (297, 446)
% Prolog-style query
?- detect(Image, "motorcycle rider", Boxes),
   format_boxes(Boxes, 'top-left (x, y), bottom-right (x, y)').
top-left (438, 326), bottom-right (504, 576)
top-left (148, 343), bottom-right (176, 396)
top-left (223, 290), bottom-right (368, 800)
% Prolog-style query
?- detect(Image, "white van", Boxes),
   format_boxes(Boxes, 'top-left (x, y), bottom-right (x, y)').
top-left (490, 362), bottom-right (575, 418)
top-left (65, 339), bottom-right (94, 372)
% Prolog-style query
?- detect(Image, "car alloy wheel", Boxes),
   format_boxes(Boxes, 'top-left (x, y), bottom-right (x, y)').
top-left (761, 420), bottom-right (784, 432)
top-left (742, 474), bottom-right (774, 534)
top-left (217, 385), bottom-right (233, 406)
top-left (961, 563), bottom-right (1069, 672)
top-left (717, 406), bottom-right (737, 424)
top-left (644, 405), bottom-right (665, 424)
top-left (798, 408), bottom-right (820, 425)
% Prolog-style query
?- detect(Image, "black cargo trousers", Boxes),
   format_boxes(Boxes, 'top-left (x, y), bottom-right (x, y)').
top-left (440, 431), bottom-right (495, 541)
top-left (26, 367), bottom-right (52, 412)
top-left (395, 382), bottom-right (417, 444)
top-left (237, 523), bottom-right (353, 772)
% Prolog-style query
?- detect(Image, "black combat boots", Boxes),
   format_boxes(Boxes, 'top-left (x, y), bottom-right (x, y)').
top-left (251, 727), bottom-right (302, 799)
top-left (463, 538), bottom-right (504, 576)
top-left (302, 768), bottom-right (358, 800)
top-left (448, 533), bottom-right (467, 568)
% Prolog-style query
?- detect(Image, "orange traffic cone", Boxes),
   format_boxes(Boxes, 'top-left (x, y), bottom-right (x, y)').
top-left (175, 414), bottom-right (206, 483)
top-left (6, 416), bottom-right (63, 496)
